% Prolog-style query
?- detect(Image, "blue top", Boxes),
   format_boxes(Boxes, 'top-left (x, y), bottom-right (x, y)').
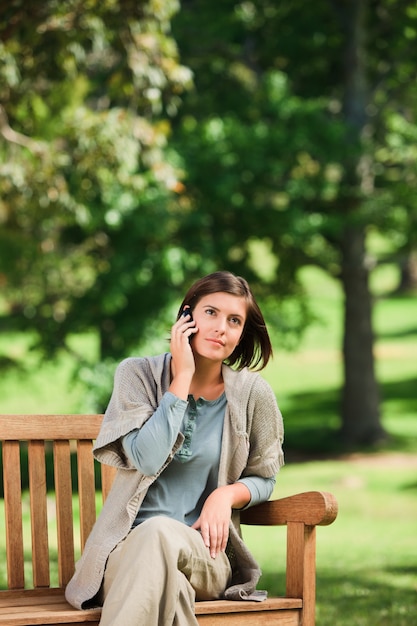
top-left (122, 391), bottom-right (276, 527)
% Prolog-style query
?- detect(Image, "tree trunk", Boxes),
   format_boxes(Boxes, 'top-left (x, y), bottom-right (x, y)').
top-left (397, 250), bottom-right (417, 293)
top-left (337, 0), bottom-right (386, 444)
top-left (340, 226), bottom-right (386, 444)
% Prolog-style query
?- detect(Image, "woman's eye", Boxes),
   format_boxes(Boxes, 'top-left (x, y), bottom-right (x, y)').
top-left (205, 308), bottom-right (215, 316)
top-left (230, 317), bottom-right (241, 325)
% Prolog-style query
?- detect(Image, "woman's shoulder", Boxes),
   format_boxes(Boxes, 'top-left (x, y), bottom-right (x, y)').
top-left (223, 364), bottom-right (274, 395)
top-left (114, 353), bottom-right (171, 380)
top-left (116, 352), bottom-right (170, 370)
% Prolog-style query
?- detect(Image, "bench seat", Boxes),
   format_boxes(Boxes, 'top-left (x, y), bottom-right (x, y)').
top-left (0, 589), bottom-right (303, 626)
top-left (0, 589), bottom-right (101, 625)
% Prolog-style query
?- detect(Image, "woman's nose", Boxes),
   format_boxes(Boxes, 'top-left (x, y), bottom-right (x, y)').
top-left (216, 317), bottom-right (227, 334)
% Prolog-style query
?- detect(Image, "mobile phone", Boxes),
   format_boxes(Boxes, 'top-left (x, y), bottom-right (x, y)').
top-left (181, 306), bottom-right (193, 321)
top-left (181, 307), bottom-right (194, 341)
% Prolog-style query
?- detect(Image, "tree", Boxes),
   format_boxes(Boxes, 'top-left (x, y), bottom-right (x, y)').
top-left (0, 0), bottom-right (192, 359)
top-left (170, 0), bottom-right (417, 444)
top-left (2, 1), bottom-right (416, 438)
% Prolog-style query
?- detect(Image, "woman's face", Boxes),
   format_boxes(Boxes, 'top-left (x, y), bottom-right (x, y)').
top-left (191, 292), bottom-right (247, 362)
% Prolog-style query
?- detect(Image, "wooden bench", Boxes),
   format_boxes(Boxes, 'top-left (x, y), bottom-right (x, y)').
top-left (0, 414), bottom-right (338, 626)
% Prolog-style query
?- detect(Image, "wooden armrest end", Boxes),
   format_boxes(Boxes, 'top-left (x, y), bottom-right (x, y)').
top-left (240, 491), bottom-right (338, 527)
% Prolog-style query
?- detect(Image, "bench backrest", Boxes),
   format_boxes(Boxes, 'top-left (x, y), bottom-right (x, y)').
top-left (0, 414), bottom-right (116, 591)
top-left (0, 413), bottom-right (338, 608)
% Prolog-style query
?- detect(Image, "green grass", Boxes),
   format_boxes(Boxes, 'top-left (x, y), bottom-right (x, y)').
top-left (0, 264), bottom-right (416, 624)
top-left (0, 332), bottom-right (97, 413)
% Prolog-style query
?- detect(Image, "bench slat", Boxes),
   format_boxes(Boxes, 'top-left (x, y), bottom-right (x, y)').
top-left (195, 598), bottom-right (303, 614)
top-left (0, 415), bottom-right (104, 441)
top-left (2, 441), bottom-right (25, 590)
top-left (196, 610), bottom-right (300, 626)
top-left (0, 605), bottom-right (101, 626)
top-left (100, 464), bottom-right (116, 503)
top-left (76, 440), bottom-right (96, 550)
top-left (0, 592), bottom-right (302, 625)
top-left (28, 441), bottom-right (50, 588)
top-left (53, 441), bottom-right (75, 586)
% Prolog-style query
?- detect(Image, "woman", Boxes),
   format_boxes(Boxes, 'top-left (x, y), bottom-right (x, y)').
top-left (65, 271), bottom-right (284, 625)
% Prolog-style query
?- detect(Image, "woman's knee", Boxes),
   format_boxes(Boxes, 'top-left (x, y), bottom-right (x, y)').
top-left (132, 516), bottom-right (185, 551)
top-left (139, 515), bottom-right (180, 536)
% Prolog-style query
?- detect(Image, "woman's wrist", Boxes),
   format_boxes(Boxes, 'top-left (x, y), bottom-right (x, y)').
top-left (219, 483), bottom-right (251, 510)
top-left (169, 371), bottom-right (193, 401)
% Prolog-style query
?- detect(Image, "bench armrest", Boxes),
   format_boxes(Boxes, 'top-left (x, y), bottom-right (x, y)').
top-left (240, 491), bottom-right (338, 527)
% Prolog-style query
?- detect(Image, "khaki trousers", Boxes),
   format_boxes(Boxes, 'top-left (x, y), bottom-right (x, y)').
top-left (100, 516), bottom-right (232, 626)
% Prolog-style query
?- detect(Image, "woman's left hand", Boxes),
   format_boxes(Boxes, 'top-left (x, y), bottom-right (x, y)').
top-left (191, 483), bottom-right (251, 559)
top-left (191, 487), bottom-right (231, 558)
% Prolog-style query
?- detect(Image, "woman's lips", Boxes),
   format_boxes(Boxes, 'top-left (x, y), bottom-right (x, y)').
top-left (206, 338), bottom-right (225, 347)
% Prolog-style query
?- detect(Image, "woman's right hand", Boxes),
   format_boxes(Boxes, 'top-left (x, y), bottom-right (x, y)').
top-left (169, 310), bottom-right (196, 399)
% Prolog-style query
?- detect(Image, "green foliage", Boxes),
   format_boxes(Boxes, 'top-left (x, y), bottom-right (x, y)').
top-left (0, 0), bottom-right (192, 358)
top-left (1, 1), bottom-right (417, 444)
top-left (169, 0), bottom-right (417, 443)
top-left (171, 71), bottom-right (348, 289)
top-left (171, 0), bottom-right (417, 283)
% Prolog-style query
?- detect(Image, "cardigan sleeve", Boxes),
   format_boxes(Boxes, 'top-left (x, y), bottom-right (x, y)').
top-left (221, 366), bottom-right (284, 484)
top-left (93, 355), bottom-right (184, 468)
top-left (237, 475), bottom-right (276, 508)
top-left (243, 374), bottom-right (284, 479)
top-left (122, 392), bottom-right (188, 476)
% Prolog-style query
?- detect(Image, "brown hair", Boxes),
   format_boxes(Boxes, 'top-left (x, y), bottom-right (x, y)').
top-left (177, 271), bottom-right (273, 371)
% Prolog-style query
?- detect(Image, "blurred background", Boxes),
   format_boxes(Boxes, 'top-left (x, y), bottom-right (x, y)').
top-left (0, 1), bottom-right (416, 624)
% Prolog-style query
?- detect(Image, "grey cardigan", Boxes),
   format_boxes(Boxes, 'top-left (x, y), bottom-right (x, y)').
top-left (65, 353), bottom-right (284, 609)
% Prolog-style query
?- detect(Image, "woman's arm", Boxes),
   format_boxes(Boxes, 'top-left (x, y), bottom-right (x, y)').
top-left (122, 392), bottom-right (187, 476)
top-left (237, 475), bottom-right (276, 508)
